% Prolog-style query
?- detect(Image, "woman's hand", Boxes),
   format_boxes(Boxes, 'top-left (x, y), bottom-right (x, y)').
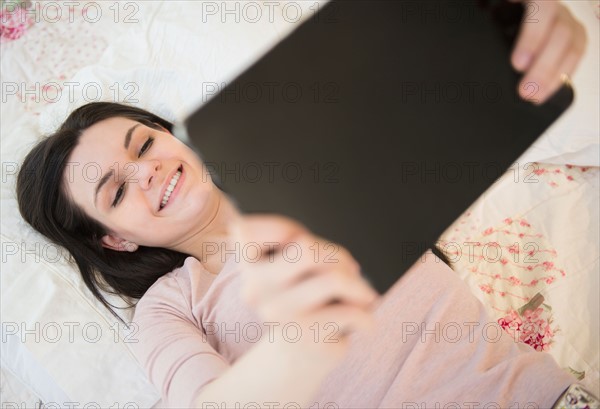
top-left (229, 214), bottom-right (379, 368)
top-left (511, 0), bottom-right (587, 104)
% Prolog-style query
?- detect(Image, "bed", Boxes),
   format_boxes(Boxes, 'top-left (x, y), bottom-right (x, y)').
top-left (1, 0), bottom-right (598, 406)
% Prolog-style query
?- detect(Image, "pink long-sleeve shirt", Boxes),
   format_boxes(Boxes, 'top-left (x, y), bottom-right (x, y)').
top-left (131, 251), bottom-right (574, 408)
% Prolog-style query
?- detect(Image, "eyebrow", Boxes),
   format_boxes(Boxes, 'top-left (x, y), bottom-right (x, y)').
top-left (124, 124), bottom-right (141, 150)
top-left (94, 124), bottom-right (141, 207)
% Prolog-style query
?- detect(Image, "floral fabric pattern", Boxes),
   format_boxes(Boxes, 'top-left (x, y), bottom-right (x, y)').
top-left (438, 163), bottom-right (599, 391)
top-left (0, 1), bottom-right (35, 42)
top-left (498, 304), bottom-right (555, 352)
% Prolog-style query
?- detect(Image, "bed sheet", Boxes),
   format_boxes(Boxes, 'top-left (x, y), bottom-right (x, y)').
top-left (1, 0), bottom-right (598, 406)
top-left (438, 162), bottom-right (600, 395)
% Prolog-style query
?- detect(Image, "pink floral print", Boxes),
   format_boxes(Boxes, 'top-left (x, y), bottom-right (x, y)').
top-left (1, 2), bottom-right (35, 42)
top-left (498, 305), bottom-right (555, 351)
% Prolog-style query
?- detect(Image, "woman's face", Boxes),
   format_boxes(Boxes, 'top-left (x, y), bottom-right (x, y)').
top-left (65, 116), bottom-right (219, 251)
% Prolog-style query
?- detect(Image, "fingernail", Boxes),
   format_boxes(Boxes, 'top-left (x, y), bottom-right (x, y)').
top-left (518, 79), bottom-right (541, 104)
top-left (513, 50), bottom-right (531, 72)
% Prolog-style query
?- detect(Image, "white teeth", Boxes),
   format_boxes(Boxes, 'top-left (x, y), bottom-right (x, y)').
top-left (160, 170), bottom-right (181, 208)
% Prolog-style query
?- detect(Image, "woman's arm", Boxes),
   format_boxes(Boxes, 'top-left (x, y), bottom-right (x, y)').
top-left (195, 215), bottom-right (378, 408)
top-left (194, 333), bottom-right (338, 408)
top-left (132, 215), bottom-right (377, 408)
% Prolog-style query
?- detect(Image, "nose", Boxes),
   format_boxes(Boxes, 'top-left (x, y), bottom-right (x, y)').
top-left (135, 159), bottom-right (161, 190)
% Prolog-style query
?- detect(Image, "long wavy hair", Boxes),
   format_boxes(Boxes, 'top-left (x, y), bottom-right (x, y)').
top-left (16, 102), bottom-right (191, 322)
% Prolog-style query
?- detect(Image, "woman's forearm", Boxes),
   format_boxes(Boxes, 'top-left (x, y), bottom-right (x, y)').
top-left (194, 336), bottom-right (336, 408)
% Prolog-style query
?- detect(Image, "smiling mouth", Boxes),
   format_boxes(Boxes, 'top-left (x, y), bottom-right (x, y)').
top-left (160, 165), bottom-right (183, 210)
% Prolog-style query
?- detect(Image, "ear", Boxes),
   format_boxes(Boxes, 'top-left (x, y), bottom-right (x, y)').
top-left (101, 234), bottom-right (139, 252)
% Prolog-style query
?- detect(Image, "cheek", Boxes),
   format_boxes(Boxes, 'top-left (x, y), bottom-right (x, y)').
top-left (106, 202), bottom-right (153, 238)
top-left (186, 179), bottom-right (214, 209)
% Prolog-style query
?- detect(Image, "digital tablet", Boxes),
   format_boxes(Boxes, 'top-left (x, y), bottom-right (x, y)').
top-left (175, 0), bottom-right (574, 294)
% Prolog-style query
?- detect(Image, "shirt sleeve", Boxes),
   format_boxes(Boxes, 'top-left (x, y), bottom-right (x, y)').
top-left (130, 274), bottom-right (230, 408)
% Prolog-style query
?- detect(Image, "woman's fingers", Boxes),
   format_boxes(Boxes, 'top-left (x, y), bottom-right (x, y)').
top-left (242, 242), bottom-right (363, 307)
top-left (306, 303), bottom-right (376, 337)
top-left (232, 217), bottom-right (363, 306)
top-left (228, 214), bottom-right (307, 259)
top-left (252, 239), bottom-right (360, 294)
top-left (556, 14), bottom-right (588, 79)
top-left (511, 1), bottom-right (587, 104)
top-left (520, 16), bottom-right (572, 103)
top-left (279, 303), bottom-right (377, 365)
top-left (511, 1), bottom-right (559, 72)
top-left (231, 213), bottom-right (379, 348)
top-left (255, 268), bottom-right (378, 323)
top-left (229, 214), bottom-right (308, 302)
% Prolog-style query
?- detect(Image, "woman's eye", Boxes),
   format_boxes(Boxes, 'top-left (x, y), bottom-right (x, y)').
top-left (138, 137), bottom-right (154, 157)
top-left (112, 182), bottom-right (126, 207)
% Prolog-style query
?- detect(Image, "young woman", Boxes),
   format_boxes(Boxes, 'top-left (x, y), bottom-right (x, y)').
top-left (17, 2), bottom-right (595, 408)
